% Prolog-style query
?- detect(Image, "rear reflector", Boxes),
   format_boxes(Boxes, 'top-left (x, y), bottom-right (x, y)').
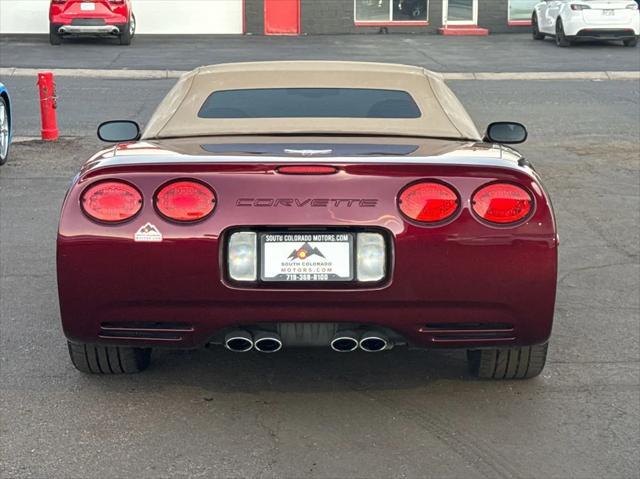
top-left (398, 181), bottom-right (459, 223)
top-left (277, 165), bottom-right (338, 175)
top-left (155, 180), bottom-right (216, 222)
top-left (472, 183), bottom-right (533, 224)
top-left (81, 181), bottom-right (142, 223)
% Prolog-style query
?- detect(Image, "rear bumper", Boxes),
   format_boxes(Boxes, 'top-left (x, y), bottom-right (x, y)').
top-left (57, 24), bottom-right (121, 35)
top-left (572, 29), bottom-right (638, 40)
top-left (78, 300), bottom-right (553, 350)
top-left (58, 227), bottom-right (557, 350)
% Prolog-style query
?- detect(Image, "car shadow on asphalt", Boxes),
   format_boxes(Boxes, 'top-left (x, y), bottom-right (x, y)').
top-left (538, 38), bottom-right (633, 49)
top-left (127, 347), bottom-right (481, 393)
top-left (54, 36), bottom-right (126, 47)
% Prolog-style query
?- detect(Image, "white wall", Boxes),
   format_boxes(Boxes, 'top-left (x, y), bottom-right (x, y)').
top-left (0, 0), bottom-right (244, 34)
top-left (135, 0), bottom-right (243, 34)
top-left (0, 1), bottom-right (49, 33)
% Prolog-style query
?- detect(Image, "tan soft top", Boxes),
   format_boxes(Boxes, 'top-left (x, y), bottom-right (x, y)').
top-left (141, 61), bottom-right (481, 141)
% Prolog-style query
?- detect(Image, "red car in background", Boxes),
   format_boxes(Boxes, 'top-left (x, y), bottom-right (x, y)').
top-left (49, 0), bottom-right (136, 45)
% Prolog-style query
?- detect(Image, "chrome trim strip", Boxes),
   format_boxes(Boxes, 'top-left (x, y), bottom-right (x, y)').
top-left (59, 25), bottom-right (120, 34)
top-left (92, 155), bottom-right (527, 172)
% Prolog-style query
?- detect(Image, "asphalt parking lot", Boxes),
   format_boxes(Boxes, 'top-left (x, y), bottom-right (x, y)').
top-left (2, 33), bottom-right (640, 73)
top-left (1, 36), bottom-right (639, 478)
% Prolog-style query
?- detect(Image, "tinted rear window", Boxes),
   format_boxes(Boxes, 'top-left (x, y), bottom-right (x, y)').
top-left (197, 88), bottom-right (422, 119)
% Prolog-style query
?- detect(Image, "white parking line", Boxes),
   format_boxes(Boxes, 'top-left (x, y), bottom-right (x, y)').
top-left (0, 67), bottom-right (639, 81)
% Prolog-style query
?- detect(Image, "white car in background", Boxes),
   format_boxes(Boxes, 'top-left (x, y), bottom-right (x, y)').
top-left (532, 0), bottom-right (639, 46)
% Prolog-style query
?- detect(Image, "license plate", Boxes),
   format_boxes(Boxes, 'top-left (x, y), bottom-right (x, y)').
top-left (260, 232), bottom-right (353, 282)
top-left (602, 9), bottom-right (615, 15)
top-left (80, 2), bottom-right (96, 11)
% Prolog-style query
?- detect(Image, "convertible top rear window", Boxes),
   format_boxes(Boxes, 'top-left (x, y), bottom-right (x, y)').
top-left (197, 88), bottom-right (422, 119)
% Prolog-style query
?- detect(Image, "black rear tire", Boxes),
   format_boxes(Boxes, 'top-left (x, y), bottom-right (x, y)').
top-left (623, 37), bottom-right (638, 47)
top-left (119, 21), bottom-right (132, 45)
top-left (532, 14), bottom-right (545, 40)
top-left (67, 341), bottom-right (151, 374)
top-left (49, 25), bottom-right (62, 45)
top-left (555, 19), bottom-right (570, 47)
top-left (467, 343), bottom-right (548, 379)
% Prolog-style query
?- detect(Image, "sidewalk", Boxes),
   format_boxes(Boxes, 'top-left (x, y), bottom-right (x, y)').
top-left (2, 66), bottom-right (638, 81)
top-left (2, 34), bottom-right (639, 74)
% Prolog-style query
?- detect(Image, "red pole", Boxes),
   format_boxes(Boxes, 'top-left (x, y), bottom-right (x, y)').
top-left (37, 72), bottom-right (59, 141)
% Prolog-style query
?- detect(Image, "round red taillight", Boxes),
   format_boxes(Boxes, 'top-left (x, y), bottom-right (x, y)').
top-left (398, 181), bottom-right (459, 223)
top-left (155, 180), bottom-right (216, 222)
top-left (472, 183), bottom-right (533, 224)
top-left (81, 181), bottom-right (142, 223)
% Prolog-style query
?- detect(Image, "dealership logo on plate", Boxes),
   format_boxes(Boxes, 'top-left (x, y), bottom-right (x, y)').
top-left (287, 242), bottom-right (325, 261)
top-left (134, 223), bottom-right (163, 242)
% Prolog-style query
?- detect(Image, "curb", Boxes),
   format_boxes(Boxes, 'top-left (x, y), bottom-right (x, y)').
top-left (1, 67), bottom-right (639, 81)
top-left (0, 67), bottom-right (183, 80)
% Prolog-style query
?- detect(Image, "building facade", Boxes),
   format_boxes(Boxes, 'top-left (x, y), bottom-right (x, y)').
top-left (0, 0), bottom-right (537, 35)
top-left (247, 0), bottom-right (537, 35)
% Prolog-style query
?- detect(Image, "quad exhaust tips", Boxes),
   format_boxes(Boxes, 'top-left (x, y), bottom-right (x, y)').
top-left (224, 330), bottom-right (283, 353)
top-left (225, 328), bottom-right (391, 353)
top-left (224, 330), bottom-right (254, 352)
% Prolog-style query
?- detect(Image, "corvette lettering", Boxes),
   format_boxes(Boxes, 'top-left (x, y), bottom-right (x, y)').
top-left (236, 198), bottom-right (378, 207)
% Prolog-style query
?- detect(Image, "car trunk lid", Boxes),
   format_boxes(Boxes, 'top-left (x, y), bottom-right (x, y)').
top-left (58, 0), bottom-right (117, 17)
top-left (580, 1), bottom-right (636, 26)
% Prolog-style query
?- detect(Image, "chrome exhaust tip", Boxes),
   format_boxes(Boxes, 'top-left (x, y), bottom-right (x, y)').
top-left (58, 27), bottom-right (67, 34)
top-left (330, 331), bottom-right (359, 352)
top-left (111, 27), bottom-right (120, 35)
top-left (224, 330), bottom-right (253, 352)
top-left (253, 331), bottom-right (283, 353)
top-left (359, 332), bottom-right (390, 352)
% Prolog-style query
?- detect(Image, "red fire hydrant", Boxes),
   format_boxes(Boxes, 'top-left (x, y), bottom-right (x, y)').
top-left (37, 72), bottom-right (59, 141)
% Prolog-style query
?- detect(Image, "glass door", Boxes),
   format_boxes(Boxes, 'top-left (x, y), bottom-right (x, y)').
top-left (442, 0), bottom-right (478, 25)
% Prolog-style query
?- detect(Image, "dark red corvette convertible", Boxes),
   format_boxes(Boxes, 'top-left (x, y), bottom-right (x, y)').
top-left (57, 62), bottom-right (558, 379)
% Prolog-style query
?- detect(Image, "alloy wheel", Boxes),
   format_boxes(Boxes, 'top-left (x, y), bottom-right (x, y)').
top-left (0, 101), bottom-right (9, 161)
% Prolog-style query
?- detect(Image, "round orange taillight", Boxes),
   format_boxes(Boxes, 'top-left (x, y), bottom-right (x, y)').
top-left (155, 180), bottom-right (216, 222)
top-left (81, 181), bottom-right (142, 223)
top-left (398, 181), bottom-right (459, 224)
top-left (472, 182), bottom-right (533, 224)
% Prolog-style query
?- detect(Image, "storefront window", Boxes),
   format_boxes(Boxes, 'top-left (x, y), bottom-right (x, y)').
top-left (447, 0), bottom-right (474, 22)
top-left (355, 0), bottom-right (429, 23)
top-left (508, 0), bottom-right (538, 22)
